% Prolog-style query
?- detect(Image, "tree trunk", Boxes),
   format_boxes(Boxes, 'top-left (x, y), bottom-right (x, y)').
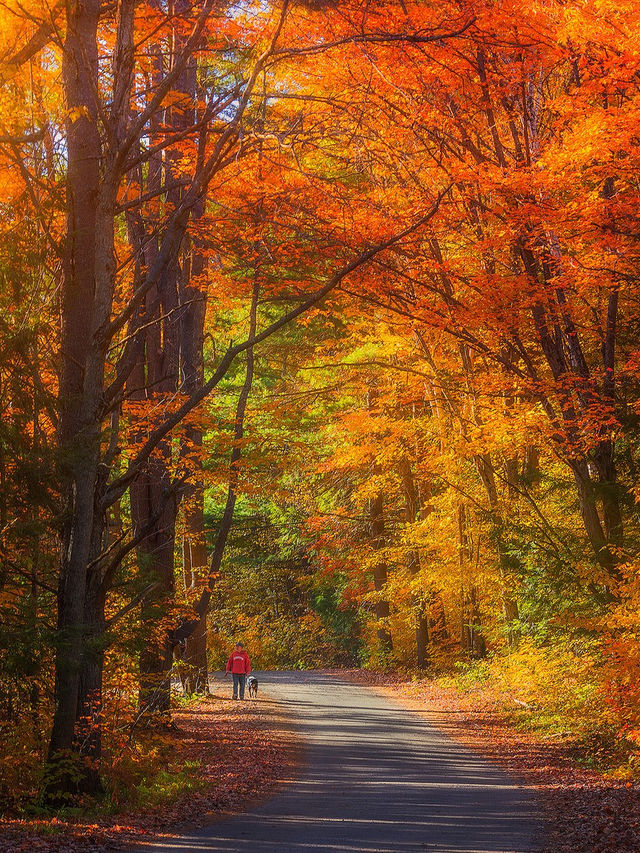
top-left (180, 492), bottom-right (209, 694)
top-left (134, 457), bottom-right (178, 718)
top-left (126, 264), bottom-right (179, 719)
top-left (196, 279), bottom-right (260, 618)
top-left (571, 460), bottom-right (619, 585)
top-left (178, 175), bottom-right (208, 694)
top-left (46, 0), bottom-right (103, 799)
top-left (398, 457), bottom-right (429, 668)
top-left (369, 492), bottom-right (393, 656)
top-left (416, 610), bottom-right (430, 669)
top-left (458, 505), bottom-right (487, 658)
top-left (126, 271), bottom-right (178, 718)
top-left (75, 571), bottom-right (107, 795)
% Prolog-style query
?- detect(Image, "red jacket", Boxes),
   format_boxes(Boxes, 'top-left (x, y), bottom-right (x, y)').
top-left (226, 649), bottom-right (250, 674)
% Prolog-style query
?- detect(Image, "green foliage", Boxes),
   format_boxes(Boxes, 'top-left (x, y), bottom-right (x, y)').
top-left (309, 580), bottom-right (361, 665)
top-left (207, 495), bottom-right (361, 668)
top-left (134, 761), bottom-right (205, 809)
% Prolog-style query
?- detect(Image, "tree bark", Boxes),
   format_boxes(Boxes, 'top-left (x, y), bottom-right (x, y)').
top-left (369, 492), bottom-right (393, 656)
top-left (46, 0), bottom-right (104, 799)
top-left (458, 505), bottom-right (486, 658)
top-left (398, 457), bottom-right (429, 668)
top-left (179, 217), bottom-right (209, 694)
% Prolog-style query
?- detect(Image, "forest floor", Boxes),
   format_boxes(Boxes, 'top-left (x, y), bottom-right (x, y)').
top-left (0, 687), bottom-right (299, 853)
top-left (337, 669), bottom-right (640, 853)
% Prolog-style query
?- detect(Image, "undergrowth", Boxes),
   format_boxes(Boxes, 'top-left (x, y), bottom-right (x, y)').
top-left (436, 640), bottom-right (640, 779)
top-left (0, 691), bottom-right (206, 821)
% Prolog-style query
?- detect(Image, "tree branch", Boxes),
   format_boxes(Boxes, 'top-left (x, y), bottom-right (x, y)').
top-left (102, 188), bottom-right (450, 509)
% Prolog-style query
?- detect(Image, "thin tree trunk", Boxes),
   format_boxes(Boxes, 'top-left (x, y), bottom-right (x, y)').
top-left (196, 279), bottom-right (260, 617)
top-left (366, 382), bottom-right (392, 657)
top-left (178, 157), bottom-right (209, 693)
top-left (398, 458), bottom-right (429, 668)
top-left (458, 505), bottom-right (486, 658)
top-left (369, 492), bottom-right (393, 656)
top-left (180, 487), bottom-right (209, 694)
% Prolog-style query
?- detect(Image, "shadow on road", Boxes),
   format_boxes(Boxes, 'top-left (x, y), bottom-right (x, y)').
top-left (129, 670), bottom-right (541, 853)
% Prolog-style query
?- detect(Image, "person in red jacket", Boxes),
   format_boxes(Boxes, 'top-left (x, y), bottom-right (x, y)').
top-left (225, 642), bottom-right (251, 700)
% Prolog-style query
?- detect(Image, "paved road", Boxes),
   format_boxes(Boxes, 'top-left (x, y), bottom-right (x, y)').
top-left (128, 671), bottom-right (540, 853)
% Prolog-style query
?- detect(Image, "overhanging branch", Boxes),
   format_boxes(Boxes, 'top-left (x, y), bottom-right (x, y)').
top-left (102, 187), bottom-right (450, 510)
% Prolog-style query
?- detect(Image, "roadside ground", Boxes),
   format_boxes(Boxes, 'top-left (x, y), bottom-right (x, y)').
top-left (0, 686), bottom-right (298, 853)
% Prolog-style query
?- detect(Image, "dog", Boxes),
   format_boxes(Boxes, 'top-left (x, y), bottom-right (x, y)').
top-left (247, 675), bottom-right (258, 698)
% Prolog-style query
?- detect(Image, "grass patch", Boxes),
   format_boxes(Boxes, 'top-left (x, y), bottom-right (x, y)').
top-left (134, 761), bottom-right (205, 809)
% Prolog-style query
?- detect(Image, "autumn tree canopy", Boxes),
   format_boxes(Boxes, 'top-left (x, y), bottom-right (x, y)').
top-left (1, 0), bottom-right (640, 806)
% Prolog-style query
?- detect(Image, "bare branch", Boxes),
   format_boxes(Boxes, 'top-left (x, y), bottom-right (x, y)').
top-left (0, 126), bottom-right (47, 144)
top-left (0, 0), bottom-right (64, 76)
top-left (271, 18), bottom-right (477, 59)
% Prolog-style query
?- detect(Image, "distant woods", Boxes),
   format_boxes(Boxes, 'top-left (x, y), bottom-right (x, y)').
top-left (1, 0), bottom-right (640, 806)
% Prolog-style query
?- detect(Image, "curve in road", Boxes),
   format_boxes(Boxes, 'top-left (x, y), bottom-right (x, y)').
top-left (127, 671), bottom-right (541, 853)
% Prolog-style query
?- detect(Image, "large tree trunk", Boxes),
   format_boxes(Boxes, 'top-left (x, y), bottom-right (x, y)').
top-left (128, 274), bottom-right (179, 717)
top-left (75, 567), bottom-right (107, 795)
top-left (46, 0), bottom-right (103, 799)
top-left (46, 0), bottom-right (138, 798)
top-left (133, 456), bottom-right (178, 718)
top-left (136, 243), bottom-right (180, 712)
top-left (125, 238), bottom-right (179, 719)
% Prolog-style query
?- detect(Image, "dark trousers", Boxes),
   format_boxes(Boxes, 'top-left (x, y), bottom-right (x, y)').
top-left (232, 673), bottom-right (246, 699)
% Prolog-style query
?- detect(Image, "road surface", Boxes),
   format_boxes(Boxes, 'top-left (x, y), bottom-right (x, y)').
top-left (127, 671), bottom-right (541, 852)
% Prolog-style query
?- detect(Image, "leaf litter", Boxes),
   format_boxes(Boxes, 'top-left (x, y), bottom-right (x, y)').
top-left (0, 689), bottom-right (298, 853)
